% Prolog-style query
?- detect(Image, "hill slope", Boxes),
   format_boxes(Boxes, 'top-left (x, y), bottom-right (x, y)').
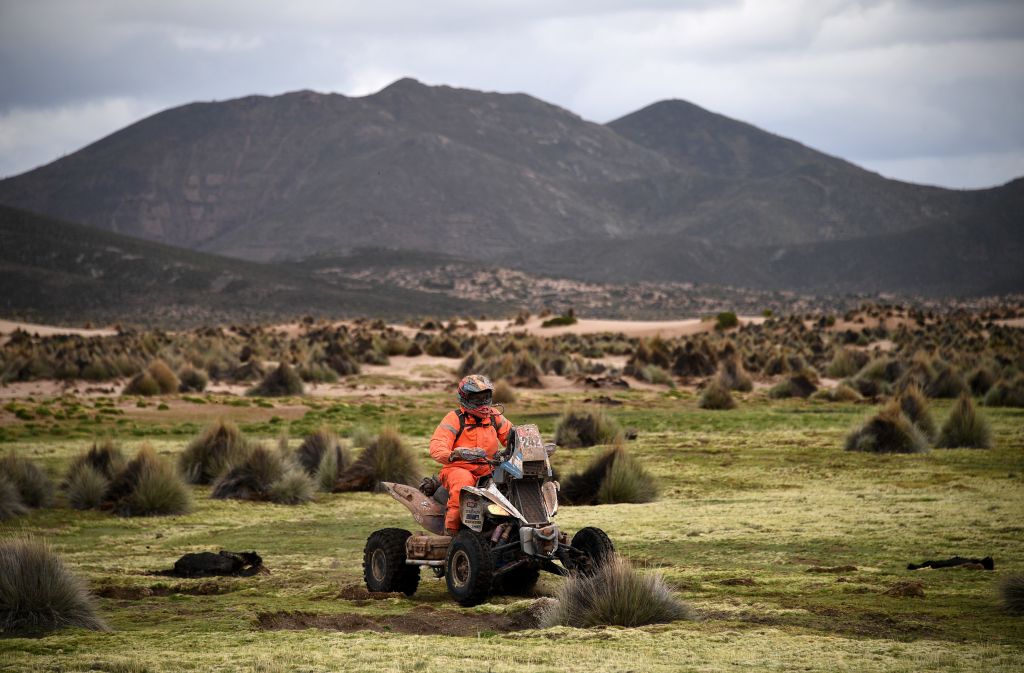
top-left (0, 79), bottom-right (1021, 294)
top-left (0, 205), bottom-right (498, 326)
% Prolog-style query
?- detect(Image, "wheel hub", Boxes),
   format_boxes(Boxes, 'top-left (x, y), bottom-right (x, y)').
top-left (371, 548), bottom-right (387, 582)
top-left (450, 549), bottom-right (471, 588)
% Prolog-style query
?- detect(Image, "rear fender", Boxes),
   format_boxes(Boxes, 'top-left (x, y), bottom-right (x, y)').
top-left (381, 481), bottom-right (446, 536)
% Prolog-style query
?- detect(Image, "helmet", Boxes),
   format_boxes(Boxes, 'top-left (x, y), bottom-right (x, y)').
top-left (458, 374), bottom-right (494, 412)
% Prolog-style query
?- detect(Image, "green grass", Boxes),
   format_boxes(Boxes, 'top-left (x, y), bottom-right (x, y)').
top-left (0, 392), bottom-right (1022, 671)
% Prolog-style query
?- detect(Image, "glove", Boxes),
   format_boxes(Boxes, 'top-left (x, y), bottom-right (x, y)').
top-left (449, 447), bottom-right (487, 462)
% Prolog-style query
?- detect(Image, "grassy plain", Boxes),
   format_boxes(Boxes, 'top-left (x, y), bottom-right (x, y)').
top-left (1, 389), bottom-right (1023, 672)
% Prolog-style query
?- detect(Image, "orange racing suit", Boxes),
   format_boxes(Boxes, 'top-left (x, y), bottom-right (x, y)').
top-left (429, 407), bottom-right (512, 534)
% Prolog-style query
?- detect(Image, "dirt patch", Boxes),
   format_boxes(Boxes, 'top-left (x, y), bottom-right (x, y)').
top-left (256, 600), bottom-right (554, 635)
top-left (96, 581), bottom-right (229, 599)
top-left (884, 581), bottom-right (925, 598)
top-left (719, 577), bottom-right (757, 586)
top-left (335, 583), bottom-right (405, 601)
top-left (806, 565), bottom-right (858, 573)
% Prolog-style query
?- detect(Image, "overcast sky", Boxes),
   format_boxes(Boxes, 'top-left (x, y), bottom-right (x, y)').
top-left (1, 0), bottom-right (1022, 189)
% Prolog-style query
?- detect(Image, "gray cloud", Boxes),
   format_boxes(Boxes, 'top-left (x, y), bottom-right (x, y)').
top-left (0, 0), bottom-right (1021, 188)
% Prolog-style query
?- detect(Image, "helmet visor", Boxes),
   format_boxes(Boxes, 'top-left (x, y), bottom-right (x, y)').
top-left (463, 390), bottom-right (493, 409)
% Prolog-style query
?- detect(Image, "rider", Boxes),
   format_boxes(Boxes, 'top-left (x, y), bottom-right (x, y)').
top-left (429, 374), bottom-right (513, 535)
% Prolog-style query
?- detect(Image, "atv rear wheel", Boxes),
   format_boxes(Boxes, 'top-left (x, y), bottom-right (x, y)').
top-left (571, 526), bottom-right (615, 575)
top-left (445, 530), bottom-right (494, 606)
top-left (363, 528), bottom-right (420, 595)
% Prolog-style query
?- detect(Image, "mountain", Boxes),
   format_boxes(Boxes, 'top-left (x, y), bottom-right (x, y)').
top-left (0, 205), bottom-right (500, 326)
top-left (0, 78), bottom-right (1021, 295)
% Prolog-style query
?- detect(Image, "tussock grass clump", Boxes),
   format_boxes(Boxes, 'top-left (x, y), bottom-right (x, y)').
top-left (897, 385), bottom-right (937, 441)
top-left (936, 394), bottom-right (993, 449)
top-left (554, 407), bottom-right (620, 448)
top-left (845, 402), bottom-right (931, 454)
top-left (825, 347), bottom-right (868, 379)
top-left (811, 382), bottom-right (863, 403)
top-left (247, 362), bottom-right (304, 397)
top-left (698, 378), bottom-right (736, 410)
top-left (562, 443), bottom-right (657, 506)
top-left (716, 354), bottom-right (752, 392)
top-left (0, 537), bottom-right (108, 634)
top-left (64, 465), bottom-right (109, 511)
top-left (295, 428), bottom-right (347, 475)
top-left (212, 445), bottom-right (313, 504)
top-left (180, 420), bottom-right (252, 484)
top-left (124, 359), bottom-right (179, 396)
top-left (492, 379), bottom-right (517, 404)
top-left (106, 446), bottom-right (192, 516)
top-left (768, 373), bottom-right (818, 399)
top-left (178, 366), bottom-right (208, 392)
top-left (67, 440), bottom-right (126, 481)
top-left (1000, 574), bottom-right (1024, 614)
top-left (294, 428), bottom-right (351, 492)
top-left (924, 361), bottom-right (967, 398)
top-left (542, 556), bottom-right (694, 628)
top-left (0, 475), bottom-right (28, 521)
top-left (1, 451), bottom-right (54, 509)
top-left (984, 374), bottom-right (1024, 407)
top-left (334, 428), bottom-right (420, 492)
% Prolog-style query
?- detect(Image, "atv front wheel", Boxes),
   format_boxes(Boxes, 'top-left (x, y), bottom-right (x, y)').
top-left (571, 526), bottom-right (615, 575)
top-left (363, 528), bottom-right (420, 595)
top-left (445, 530), bottom-right (494, 606)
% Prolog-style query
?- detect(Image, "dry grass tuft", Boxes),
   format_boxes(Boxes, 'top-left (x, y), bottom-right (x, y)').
top-left (937, 393), bottom-right (993, 449)
top-left (212, 445), bottom-right (314, 504)
top-left (180, 420), bottom-right (252, 485)
top-left (845, 402), bottom-right (931, 454)
top-left (562, 442), bottom-right (657, 506)
top-left (107, 445), bottom-right (192, 516)
top-left (0, 475), bottom-right (28, 521)
top-left (542, 556), bottom-right (694, 627)
top-left (0, 537), bottom-right (108, 634)
top-left (999, 574), bottom-right (1024, 614)
top-left (1, 451), bottom-right (54, 509)
top-left (554, 407), bottom-right (620, 448)
top-left (897, 384), bottom-right (937, 440)
top-left (248, 362), bottom-right (304, 397)
top-left (698, 378), bottom-right (736, 410)
top-left (333, 428), bottom-right (420, 492)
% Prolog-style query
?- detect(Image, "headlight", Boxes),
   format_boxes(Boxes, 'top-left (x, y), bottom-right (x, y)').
top-left (486, 503), bottom-right (511, 517)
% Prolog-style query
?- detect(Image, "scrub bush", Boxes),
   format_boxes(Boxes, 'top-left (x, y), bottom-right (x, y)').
top-left (542, 556), bottom-right (694, 628)
top-left (0, 537), bottom-right (108, 634)
top-left (936, 394), bottom-right (993, 449)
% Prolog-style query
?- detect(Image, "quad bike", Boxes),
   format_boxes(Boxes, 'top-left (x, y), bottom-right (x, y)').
top-left (363, 424), bottom-right (614, 606)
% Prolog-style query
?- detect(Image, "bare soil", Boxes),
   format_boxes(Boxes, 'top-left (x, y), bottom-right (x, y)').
top-left (255, 600), bottom-right (553, 635)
